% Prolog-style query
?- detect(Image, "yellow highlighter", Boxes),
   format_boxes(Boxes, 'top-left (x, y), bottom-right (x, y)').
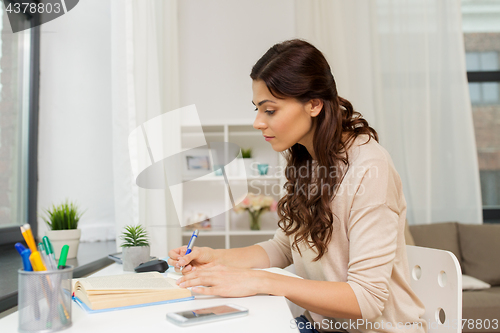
top-left (20, 224), bottom-right (37, 253)
top-left (29, 251), bottom-right (47, 271)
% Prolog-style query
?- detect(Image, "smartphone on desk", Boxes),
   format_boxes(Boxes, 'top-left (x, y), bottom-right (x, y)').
top-left (166, 304), bottom-right (248, 326)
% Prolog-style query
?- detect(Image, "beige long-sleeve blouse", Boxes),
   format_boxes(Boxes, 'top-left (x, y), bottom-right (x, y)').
top-left (257, 134), bottom-right (427, 333)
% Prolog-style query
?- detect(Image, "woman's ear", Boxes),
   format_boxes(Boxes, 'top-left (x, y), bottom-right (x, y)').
top-left (309, 99), bottom-right (323, 118)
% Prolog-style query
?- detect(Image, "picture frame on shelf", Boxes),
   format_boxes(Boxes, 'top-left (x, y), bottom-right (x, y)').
top-left (182, 148), bottom-right (213, 180)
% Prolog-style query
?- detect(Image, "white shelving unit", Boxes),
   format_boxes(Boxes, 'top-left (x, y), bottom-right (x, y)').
top-left (180, 120), bottom-right (286, 249)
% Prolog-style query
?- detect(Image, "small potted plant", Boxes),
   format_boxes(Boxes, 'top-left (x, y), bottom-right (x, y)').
top-left (241, 148), bottom-right (252, 159)
top-left (120, 224), bottom-right (150, 271)
top-left (42, 199), bottom-right (85, 259)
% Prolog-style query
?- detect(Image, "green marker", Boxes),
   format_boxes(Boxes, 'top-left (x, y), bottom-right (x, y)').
top-left (43, 236), bottom-right (55, 256)
top-left (58, 245), bottom-right (69, 269)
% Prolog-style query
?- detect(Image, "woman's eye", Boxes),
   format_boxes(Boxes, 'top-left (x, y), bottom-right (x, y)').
top-left (253, 108), bottom-right (275, 115)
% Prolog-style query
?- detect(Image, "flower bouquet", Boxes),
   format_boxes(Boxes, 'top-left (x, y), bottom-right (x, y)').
top-left (233, 193), bottom-right (278, 230)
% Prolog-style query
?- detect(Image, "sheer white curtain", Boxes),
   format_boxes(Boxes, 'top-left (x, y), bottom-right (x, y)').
top-left (110, 0), bottom-right (182, 255)
top-left (295, 0), bottom-right (482, 225)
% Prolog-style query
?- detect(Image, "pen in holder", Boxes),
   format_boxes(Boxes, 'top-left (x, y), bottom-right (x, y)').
top-left (18, 266), bottom-right (73, 333)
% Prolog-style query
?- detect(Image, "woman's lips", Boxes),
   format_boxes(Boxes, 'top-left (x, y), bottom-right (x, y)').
top-left (264, 136), bottom-right (274, 141)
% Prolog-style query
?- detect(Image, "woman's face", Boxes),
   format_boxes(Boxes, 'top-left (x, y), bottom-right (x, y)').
top-left (252, 80), bottom-right (321, 153)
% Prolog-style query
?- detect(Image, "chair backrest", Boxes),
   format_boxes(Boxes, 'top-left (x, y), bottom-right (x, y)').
top-left (406, 245), bottom-right (462, 333)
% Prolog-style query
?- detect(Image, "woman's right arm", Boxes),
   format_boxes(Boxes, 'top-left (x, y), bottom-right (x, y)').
top-left (168, 244), bottom-right (270, 273)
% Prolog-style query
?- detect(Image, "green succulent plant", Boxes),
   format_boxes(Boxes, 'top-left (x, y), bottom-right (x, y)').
top-left (42, 199), bottom-right (84, 230)
top-left (120, 224), bottom-right (150, 247)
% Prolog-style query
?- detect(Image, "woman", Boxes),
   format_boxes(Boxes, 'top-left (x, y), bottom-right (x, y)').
top-left (169, 39), bottom-right (427, 333)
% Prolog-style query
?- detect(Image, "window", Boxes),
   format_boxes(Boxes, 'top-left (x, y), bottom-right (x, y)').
top-left (466, 52), bottom-right (499, 104)
top-left (462, 0), bottom-right (500, 223)
top-left (0, 1), bottom-right (40, 244)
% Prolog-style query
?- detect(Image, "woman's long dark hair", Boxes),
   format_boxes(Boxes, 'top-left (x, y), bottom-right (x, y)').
top-left (251, 39), bottom-right (378, 261)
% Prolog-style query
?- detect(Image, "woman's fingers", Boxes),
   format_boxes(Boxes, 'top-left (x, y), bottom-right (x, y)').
top-left (169, 246), bottom-right (217, 274)
top-left (168, 246), bottom-right (187, 259)
top-left (168, 246), bottom-right (187, 262)
top-left (173, 264), bottom-right (186, 273)
top-left (176, 247), bottom-right (204, 268)
top-left (176, 266), bottom-right (260, 298)
top-left (167, 246), bottom-right (189, 268)
top-left (196, 261), bottom-right (216, 270)
top-left (191, 286), bottom-right (217, 295)
top-left (178, 272), bottom-right (215, 289)
top-left (176, 264), bottom-right (232, 289)
top-left (177, 265), bottom-right (196, 274)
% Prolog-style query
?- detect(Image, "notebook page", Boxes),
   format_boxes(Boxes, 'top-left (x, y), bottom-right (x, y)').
top-left (77, 272), bottom-right (179, 290)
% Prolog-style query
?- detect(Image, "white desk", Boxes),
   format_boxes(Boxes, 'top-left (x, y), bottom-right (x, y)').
top-left (1, 263), bottom-right (299, 332)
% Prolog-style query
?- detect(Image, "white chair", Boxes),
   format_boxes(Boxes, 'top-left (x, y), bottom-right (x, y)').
top-left (406, 245), bottom-right (462, 333)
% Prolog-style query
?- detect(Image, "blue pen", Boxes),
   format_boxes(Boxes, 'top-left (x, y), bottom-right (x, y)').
top-left (180, 230), bottom-right (199, 271)
top-left (185, 229), bottom-right (199, 255)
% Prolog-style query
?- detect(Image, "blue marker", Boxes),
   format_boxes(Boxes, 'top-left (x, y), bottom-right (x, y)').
top-left (20, 249), bottom-right (33, 271)
top-left (180, 230), bottom-right (199, 271)
top-left (15, 243), bottom-right (27, 256)
top-left (17, 244), bottom-right (37, 319)
top-left (15, 243), bottom-right (32, 271)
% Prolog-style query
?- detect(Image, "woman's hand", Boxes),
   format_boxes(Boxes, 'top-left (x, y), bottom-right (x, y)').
top-left (176, 264), bottom-right (268, 297)
top-left (167, 246), bottom-right (218, 274)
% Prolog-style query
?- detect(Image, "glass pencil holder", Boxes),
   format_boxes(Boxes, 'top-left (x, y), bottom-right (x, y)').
top-left (18, 266), bottom-right (73, 333)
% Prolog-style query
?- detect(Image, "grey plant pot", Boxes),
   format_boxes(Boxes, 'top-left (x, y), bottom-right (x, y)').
top-left (122, 246), bottom-right (150, 271)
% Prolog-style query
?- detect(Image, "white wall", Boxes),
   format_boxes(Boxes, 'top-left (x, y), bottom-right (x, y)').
top-left (178, 0), bottom-right (296, 124)
top-left (37, 0), bottom-right (296, 242)
top-left (38, 0), bottom-right (115, 241)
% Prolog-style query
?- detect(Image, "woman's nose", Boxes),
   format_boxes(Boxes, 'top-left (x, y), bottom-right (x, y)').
top-left (253, 114), bottom-right (267, 131)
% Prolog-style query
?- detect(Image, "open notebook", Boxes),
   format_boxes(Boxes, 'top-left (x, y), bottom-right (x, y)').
top-left (72, 272), bottom-right (193, 313)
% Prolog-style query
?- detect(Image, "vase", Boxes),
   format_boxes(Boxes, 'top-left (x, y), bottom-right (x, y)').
top-left (249, 213), bottom-right (261, 231)
top-left (122, 246), bottom-right (151, 271)
top-left (257, 163), bottom-right (269, 175)
top-left (45, 229), bottom-right (81, 259)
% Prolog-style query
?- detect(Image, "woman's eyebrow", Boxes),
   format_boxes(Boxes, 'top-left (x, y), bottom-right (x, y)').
top-left (251, 99), bottom-right (277, 106)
